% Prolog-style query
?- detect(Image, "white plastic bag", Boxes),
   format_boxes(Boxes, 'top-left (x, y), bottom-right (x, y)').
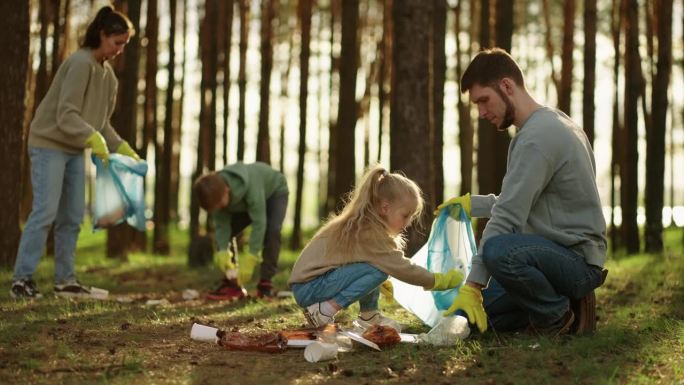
top-left (416, 315), bottom-right (471, 345)
top-left (390, 206), bottom-right (476, 327)
top-left (92, 154), bottom-right (148, 231)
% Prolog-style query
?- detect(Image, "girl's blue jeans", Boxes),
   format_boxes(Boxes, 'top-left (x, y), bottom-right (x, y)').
top-left (481, 234), bottom-right (604, 331)
top-left (12, 147), bottom-right (85, 284)
top-left (291, 263), bottom-right (388, 312)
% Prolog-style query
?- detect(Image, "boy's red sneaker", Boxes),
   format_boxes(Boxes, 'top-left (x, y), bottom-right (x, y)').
top-left (256, 279), bottom-right (274, 298)
top-left (206, 279), bottom-right (247, 301)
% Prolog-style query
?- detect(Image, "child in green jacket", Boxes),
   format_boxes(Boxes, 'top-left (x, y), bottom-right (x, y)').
top-left (194, 162), bottom-right (289, 299)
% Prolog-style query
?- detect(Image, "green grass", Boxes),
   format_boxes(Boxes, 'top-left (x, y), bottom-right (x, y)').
top-left (1, 225), bottom-right (683, 385)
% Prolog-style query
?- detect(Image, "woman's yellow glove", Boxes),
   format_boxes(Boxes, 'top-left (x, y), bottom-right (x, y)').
top-left (85, 132), bottom-right (109, 166)
top-left (379, 280), bottom-right (394, 302)
top-left (434, 193), bottom-right (471, 218)
top-left (116, 141), bottom-right (141, 161)
top-left (444, 284), bottom-right (487, 333)
top-left (238, 252), bottom-right (260, 285)
top-left (431, 270), bottom-right (464, 290)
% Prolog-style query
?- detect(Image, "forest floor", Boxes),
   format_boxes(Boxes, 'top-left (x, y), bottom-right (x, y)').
top-left (1, 226), bottom-right (683, 385)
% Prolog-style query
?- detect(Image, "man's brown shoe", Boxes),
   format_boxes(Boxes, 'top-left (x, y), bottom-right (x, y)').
top-left (527, 310), bottom-right (575, 337)
top-left (571, 291), bottom-right (596, 335)
top-left (571, 268), bottom-right (608, 335)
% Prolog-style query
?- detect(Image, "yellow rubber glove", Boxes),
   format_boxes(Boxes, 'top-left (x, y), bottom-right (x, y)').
top-left (85, 131), bottom-right (109, 166)
top-left (434, 193), bottom-right (471, 218)
top-left (444, 284), bottom-right (488, 333)
top-left (214, 250), bottom-right (235, 272)
top-left (379, 280), bottom-right (394, 302)
top-left (116, 141), bottom-right (141, 161)
top-left (431, 270), bottom-right (465, 291)
top-left (238, 252), bottom-right (260, 285)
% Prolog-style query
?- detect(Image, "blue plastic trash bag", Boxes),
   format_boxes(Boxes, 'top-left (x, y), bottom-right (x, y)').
top-left (92, 154), bottom-right (148, 231)
top-left (390, 204), bottom-right (476, 327)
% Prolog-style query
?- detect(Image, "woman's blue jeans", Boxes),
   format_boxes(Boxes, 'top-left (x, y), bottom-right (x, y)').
top-left (291, 263), bottom-right (388, 311)
top-left (13, 147), bottom-right (85, 284)
top-left (481, 234), bottom-right (604, 331)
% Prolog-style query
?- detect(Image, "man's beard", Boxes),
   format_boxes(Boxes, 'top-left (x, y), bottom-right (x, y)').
top-left (494, 87), bottom-right (515, 131)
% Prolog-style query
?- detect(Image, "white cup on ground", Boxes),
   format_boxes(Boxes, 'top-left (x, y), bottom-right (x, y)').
top-left (190, 323), bottom-right (219, 343)
top-left (304, 341), bottom-right (338, 363)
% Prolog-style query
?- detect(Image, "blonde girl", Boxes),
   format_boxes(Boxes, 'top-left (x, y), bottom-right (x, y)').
top-left (288, 165), bottom-right (464, 328)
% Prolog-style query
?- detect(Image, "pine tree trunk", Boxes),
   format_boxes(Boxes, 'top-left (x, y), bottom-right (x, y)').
top-left (236, 0), bottom-right (250, 162)
top-left (557, 0), bottom-right (575, 114)
top-left (332, 0), bottom-right (359, 211)
top-left (142, 0), bottom-right (158, 165)
top-left (391, 0), bottom-right (436, 255)
top-left (377, 0), bottom-right (393, 164)
top-left (0, 0), bottom-right (29, 267)
top-left (644, 0), bottom-right (673, 252)
top-left (432, 0), bottom-right (446, 205)
top-left (290, 0), bottom-right (313, 250)
top-left (621, 0), bottom-right (641, 253)
top-left (256, 0), bottom-right (275, 164)
top-left (455, 0), bottom-right (473, 196)
top-left (583, 0), bottom-right (597, 145)
top-left (171, 0), bottom-right (189, 220)
top-left (476, 0), bottom-right (512, 238)
top-left (279, 16), bottom-right (294, 174)
top-left (326, 0), bottom-right (341, 215)
top-left (190, 0), bottom-right (216, 241)
top-left (609, 0), bottom-right (623, 252)
top-left (221, 0), bottom-right (234, 166)
top-left (108, 0), bottom-right (143, 259)
top-left (154, 0), bottom-right (177, 255)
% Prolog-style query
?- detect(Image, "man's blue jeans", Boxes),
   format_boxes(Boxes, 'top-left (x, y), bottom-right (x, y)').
top-left (481, 234), bottom-right (604, 331)
top-left (291, 263), bottom-right (387, 311)
top-left (13, 147), bottom-right (85, 284)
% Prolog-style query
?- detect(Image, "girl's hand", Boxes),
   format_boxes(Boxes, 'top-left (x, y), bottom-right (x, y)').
top-left (431, 270), bottom-right (464, 290)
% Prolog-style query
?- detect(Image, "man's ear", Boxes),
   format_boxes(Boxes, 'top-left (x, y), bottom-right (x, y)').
top-left (500, 78), bottom-right (515, 95)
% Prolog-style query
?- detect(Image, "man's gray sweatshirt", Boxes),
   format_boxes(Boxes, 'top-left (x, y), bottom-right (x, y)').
top-left (468, 106), bottom-right (607, 286)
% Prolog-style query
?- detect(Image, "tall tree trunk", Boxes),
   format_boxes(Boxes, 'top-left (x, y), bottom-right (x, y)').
top-left (557, 0), bottom-right (575, 115)
top-left (583, 0), bottom-right (596, 145)
top-left (257, 0), bottom-right (275, 164)
top-left (45, 0), bottom-right (70, 257)
top-left (290, 0), bottom-right (313, 250)
top-left (51, 0), bottom-right (63, 76)
top-left (332, 0), bottom-right (359, 211)
top-left (142, 0), bottom-right (158, 164)
top-left (154, 0), bottom-right (177, 255)
top-left (542, 0), bottom-right (560, 95)
top-left (0, 0), bottom-right (29, 267)
top-left (35, 0), bottom-right (50, 113)
top-left (221, 0), bottom-right (234, 166)
top-left (391, 0), bottom-right (436, 255)
top-left (432, 0), bottom-right (446, 205)
top-left (278, 15), bottom-right (295, 174)
top-left (206, 0), bottom-right (219, 174)
top-left (377, 0), bottom-right (393, 163)
top-left (609, 0), bottom-right (623, 252)
top-left (325, 0), bottom-right (341, 215)
top-left (108, 0), bottom-right (143, 259)
top-left (476, 0), bottom-right (513, 237)
top-left (236, 0), bottom-right (249, 162)
top-left (644, 0), bottom-right (673, 252)
top-left (23, 0), bottom-right (53, 223)
top-left (171, 0), bottom-right (189, 220)
top-left (190, 0), bottom-right (218, 242)
top-left (455, 0), bottom-right (473, 196)
top-left (621, 0), bottom-right (641, 253)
